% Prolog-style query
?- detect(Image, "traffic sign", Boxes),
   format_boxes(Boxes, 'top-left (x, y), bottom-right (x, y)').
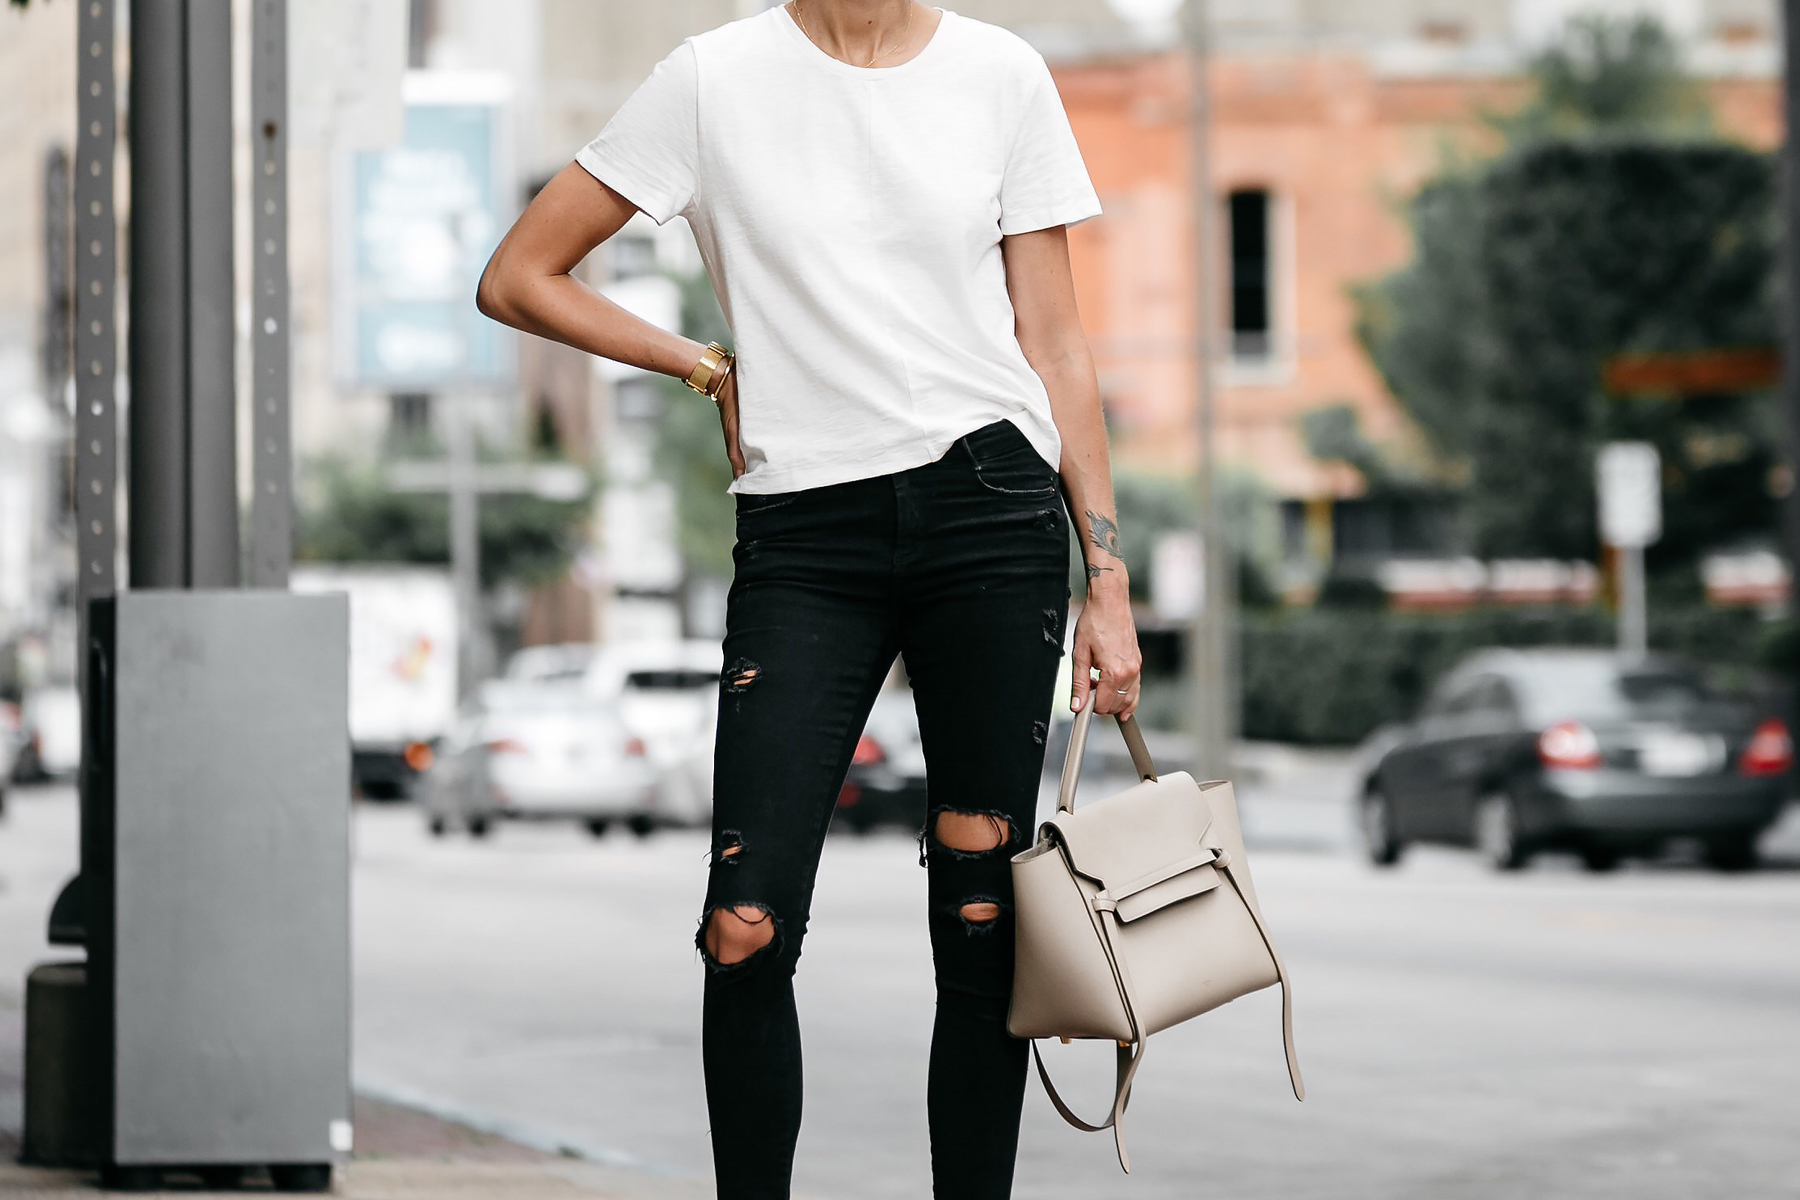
top-left (1597, 442), bottom-right (1661, 549)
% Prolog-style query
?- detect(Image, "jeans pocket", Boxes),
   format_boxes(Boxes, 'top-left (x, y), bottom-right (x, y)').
top-left (735, 490), bottom-right (805, 516)
top-left (965, 424), bottom-right (1059, 497)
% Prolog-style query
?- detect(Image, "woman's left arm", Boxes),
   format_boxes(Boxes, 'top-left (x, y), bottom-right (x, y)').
top-left (1002, 225), bottom-right (1142, 718)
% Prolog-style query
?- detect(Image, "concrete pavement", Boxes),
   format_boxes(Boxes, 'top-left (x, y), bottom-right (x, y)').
top-left (2, 766), bottom-right (1797, 1198)
top-left (0, 1007), bottom-right (736, 1199)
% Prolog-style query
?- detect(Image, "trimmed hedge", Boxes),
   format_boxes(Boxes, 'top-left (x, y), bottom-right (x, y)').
top-left (1238, 605), bottom-right (1772, 744)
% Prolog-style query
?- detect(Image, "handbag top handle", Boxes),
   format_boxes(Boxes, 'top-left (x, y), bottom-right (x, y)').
top-left (1055, 688), bottom-right (1158, 814)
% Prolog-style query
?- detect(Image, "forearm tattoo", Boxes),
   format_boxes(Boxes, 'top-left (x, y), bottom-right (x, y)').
top-left (1084, 510), bottom-right (1123, 562)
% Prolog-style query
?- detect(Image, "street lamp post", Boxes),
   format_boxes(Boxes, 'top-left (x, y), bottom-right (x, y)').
top-left (1782, 4), bottom-right (1800, 611)
top-left (1184, 0), bottom-right (1232, 777)
top-left (128, 0), bottom-right (239, 588)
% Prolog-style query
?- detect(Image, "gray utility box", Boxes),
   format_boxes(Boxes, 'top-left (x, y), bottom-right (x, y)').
top-left (86, 591), bottom-right (351, 1172)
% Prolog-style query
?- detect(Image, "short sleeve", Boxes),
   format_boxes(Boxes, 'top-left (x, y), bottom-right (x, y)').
top-left (575, 41), bottom-right (698, 225)
top-left (998, 56), bottom-right (1102, 237)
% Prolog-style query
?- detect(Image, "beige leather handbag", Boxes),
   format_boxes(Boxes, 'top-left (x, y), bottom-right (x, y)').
top-left (1008, 692), bottom-right (1305, 1170)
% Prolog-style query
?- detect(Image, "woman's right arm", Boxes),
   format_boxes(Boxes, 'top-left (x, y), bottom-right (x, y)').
top-left (476, 163), bottom-right (743, 476)
top-left (476, 162), bottom-right (710, 383)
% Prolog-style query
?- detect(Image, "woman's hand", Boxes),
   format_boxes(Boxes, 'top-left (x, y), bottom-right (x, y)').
top-left (1071, 580), bottom-right (1142, 719)
top-left (713, 371), bottom-right (745, 480)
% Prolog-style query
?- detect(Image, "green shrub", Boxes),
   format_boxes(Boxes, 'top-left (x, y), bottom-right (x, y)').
top-left (1239, 604), bottom-right (1769, 744)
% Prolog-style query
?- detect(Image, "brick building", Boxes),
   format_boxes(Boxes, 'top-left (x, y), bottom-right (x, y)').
top-left (1054, 8), bottom-right (1783, 514)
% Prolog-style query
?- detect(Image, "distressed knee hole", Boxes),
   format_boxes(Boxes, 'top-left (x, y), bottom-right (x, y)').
top-left (723, 658), bottom-right (761, 693)
top-left (711, 831), bottom-right (745, 866)
top-left (933, 811), bottom-right (1011, 855)
top-left (703, 905), bottom-right (775, 966)
top-left (959, 901), bottom-right (1002, 924)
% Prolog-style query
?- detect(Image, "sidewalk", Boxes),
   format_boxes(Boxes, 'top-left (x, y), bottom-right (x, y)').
top-left (0, 1094), bottom-right (732, 1198)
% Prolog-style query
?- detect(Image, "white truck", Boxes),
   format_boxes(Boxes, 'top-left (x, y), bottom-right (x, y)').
top-left (291, 565), bottom-right (458, 800)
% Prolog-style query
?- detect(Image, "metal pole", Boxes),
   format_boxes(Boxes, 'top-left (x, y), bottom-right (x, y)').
top-left (128, 0), bottom-right (190, 587)
top-left (1782, 2), bottom-right (1800, 612)
top-left (128, 0), bottom-right (238, 589)
top-left (249, 0), bottom-right (293, 588)
top-left (58, 0), bottom-right (121, 948)
top-left (1618, 545), bottom-right (1647, 660)
top-left (41, 145), bottom-right (71, 426)
top-left (183, 0), bottom-right (239, 588)
top-left (1184, 0), bottom-right (1230, 776)
top-left (73, 9), bottom-right (117, 610)
top-left (448, 394), bottom-right (482, 699)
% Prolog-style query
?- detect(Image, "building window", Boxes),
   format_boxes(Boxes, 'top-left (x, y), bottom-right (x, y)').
top-left (1228, 189), bottom-right (1272, 363)
top-left (614, 376), bottom-right (661, 423)
top-left (1715, 20), bottom-right (1767, 45)
top-left (388, 392), bottom-right (433, 447)
top-left (610, 235), bottom-right (658, 280)
top-left (1417, 19), bottom-right (1467, 44)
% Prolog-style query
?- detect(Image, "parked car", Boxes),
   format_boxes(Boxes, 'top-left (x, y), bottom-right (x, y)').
top-left (420, 679), bottom-right (658, 838)
top-left (583, 640), bottom-right (722, 829)
top-left (1, 699), bottom-right (23, 789)
top-left (505, 643), bottom-right (597, 686)
top-left (834, 685), bottom-right (929, 833)
top-left (12, 684), bottom-right (80, 783)
top-left (1361, 648), bottom-right (1791, 872)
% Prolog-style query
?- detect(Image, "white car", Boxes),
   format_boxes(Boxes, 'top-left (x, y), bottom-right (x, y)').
top-left (1, 699), bottom-right (23, 786)
top-left (421, 679), bottom-right (658, 838)
top-left (504, 643), bottom-right (598, 686)
top-left (583, 640), bottom-right (722, 830)
top-left (15, 685), bottom-right (80, 782)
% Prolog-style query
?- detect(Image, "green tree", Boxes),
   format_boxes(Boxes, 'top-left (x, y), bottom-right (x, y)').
top-left (295, 453), bottom-right (595, 589)
top-left (1357, 16), bottom-right (1780, 569)
top-left (1494, 14), bottom-right (1712, 143)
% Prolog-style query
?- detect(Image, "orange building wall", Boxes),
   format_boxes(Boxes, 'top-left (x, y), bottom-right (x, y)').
top-left (1054, 53), bottom-right (1781, 499)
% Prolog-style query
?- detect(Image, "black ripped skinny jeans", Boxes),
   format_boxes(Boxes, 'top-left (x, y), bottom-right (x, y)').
top-left (700, 418), bottom-right (1070, 1200)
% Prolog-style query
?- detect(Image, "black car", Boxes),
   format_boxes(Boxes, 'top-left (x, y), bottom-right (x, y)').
top-left (1362, 648), bottom-right (1791, 872)
top-left (834, 687), bottom-right (929, 833)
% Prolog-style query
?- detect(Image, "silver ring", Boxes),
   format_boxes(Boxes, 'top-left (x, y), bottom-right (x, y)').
top-left (1115, 687), bottom-right (1131, 695)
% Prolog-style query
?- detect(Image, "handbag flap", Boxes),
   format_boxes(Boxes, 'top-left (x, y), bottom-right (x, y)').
top-left (1114, 862), bottom-right (1221, 922)
top-left (1040, 770), bottom-right (1218, 902)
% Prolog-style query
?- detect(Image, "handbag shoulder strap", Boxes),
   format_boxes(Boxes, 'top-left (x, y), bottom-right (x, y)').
top-left (1056, 689), bottom-right (1157, 815)
top-left (1028, 897), bottom-right (1149, 1172)
top-left (1215, 851), bottom-right (1305, 1102)
top-left (1031, 1038), bottom-right (1145, 1171)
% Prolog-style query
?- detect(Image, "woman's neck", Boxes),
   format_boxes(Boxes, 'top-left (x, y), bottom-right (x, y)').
top-left (790, 0), bottom-right (927, 67)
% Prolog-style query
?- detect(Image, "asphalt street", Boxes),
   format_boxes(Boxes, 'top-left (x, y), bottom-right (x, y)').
top-left (0, 764), bottom-right (1796, 1199)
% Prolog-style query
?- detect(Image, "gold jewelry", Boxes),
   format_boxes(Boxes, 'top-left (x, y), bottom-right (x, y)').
top-left (684, 342), bottom-right (734, 399)
top-left (792, 0), bottom-right (913, 69)
top-left (708, 352), bottom-right (736, 403)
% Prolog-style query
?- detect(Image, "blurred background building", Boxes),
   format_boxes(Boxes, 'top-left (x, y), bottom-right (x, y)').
top-left (0, 0), bottom-right (1787, 731)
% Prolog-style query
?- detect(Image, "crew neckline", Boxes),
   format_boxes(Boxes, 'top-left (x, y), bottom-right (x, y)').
top-left (775, 4), bottom-right (953, 79)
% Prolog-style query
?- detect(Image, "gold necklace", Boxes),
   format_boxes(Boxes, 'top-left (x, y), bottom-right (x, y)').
top-left (791, 0), bottom-right (913, 69)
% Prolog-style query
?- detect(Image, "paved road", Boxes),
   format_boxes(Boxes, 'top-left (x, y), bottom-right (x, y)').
top-left (2, 772), bottom-right (1797, 1199)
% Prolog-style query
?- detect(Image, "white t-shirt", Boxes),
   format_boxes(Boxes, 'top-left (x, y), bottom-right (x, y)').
top-left (575, 6), bottom-right (1103, 494)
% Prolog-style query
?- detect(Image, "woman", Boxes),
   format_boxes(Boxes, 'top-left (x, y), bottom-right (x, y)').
top-left (477, 3), bottom-right (1141, 1196)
